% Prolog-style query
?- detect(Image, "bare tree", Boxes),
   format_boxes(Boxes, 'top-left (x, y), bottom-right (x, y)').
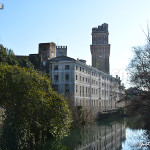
top-left (141, 23), bottom-right (150, 44)
top-left (66, 95), bottom-right (96, 127)
top-left (125, 25), bottom-right (150, 128)
top-left (128, 45), bottom-right (150, 91)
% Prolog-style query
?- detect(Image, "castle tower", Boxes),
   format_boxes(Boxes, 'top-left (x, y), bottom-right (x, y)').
top-left (39, 42), bottom-right (56, 72)
top-left (39, 42), bottom-right (56, 65)
top-left (90, 23), bottom-right (110, 74)
top-left (56, 46), bottom-right (67, 57)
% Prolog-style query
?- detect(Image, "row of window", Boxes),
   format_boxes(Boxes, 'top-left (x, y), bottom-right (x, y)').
top-left (75, 99), bottom-right (113, 107)
top-left (54, 65), bottom-right (69, 70)
top-left (93, 35), bottom-right (108, 39)
top-left (76, 67), bottom-right (112, 82)
top-left (54, 74), bottom-right (69, 81)
top-left (76, 75), bottom-right (101, 86)
top-left (92, 46), bottom-right (108, 51)
top-left (54, 64), bottom-right (117, 84)
top-left (76, 75), bottom-right (116, 89)
top-left (76, 66), bottom-right (99, 77)
top-left (53, 84), bottom-right (118, 99)
top-left (54, 75), bottom-right (118, 93)
top-left (75, 99), bottom-right (101, 107)
top-left (76, 85), bottom-right (110, 96)
top-left (53, 84), bottom-right (70, 93)
top-left (92, 40), bottom-right (108, 45)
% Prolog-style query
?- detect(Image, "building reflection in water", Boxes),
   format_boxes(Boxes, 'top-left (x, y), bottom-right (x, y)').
top-left (73, 120), bottom-right (126, 150)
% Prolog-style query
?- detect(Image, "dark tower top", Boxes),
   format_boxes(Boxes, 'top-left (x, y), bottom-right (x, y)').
top-left (90, 23), bottom-right (110, 74)
top-left (92, 23), bottom-right (108, 33)
top-left (39, 42), bottom-right (56, 73)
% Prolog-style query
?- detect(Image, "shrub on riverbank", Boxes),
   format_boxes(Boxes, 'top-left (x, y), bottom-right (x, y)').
top-left (124, 91), bottom-right (150, 130)
top-left (0, 64), bottom-right (72, 149)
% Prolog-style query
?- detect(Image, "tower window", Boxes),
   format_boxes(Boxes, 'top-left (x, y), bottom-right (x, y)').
top-left (99, 40), bottom-right (101, 44)
top-left (104, 41), bottom-right (108, 44)
top-left (93, 41), bottom-right (96, 44)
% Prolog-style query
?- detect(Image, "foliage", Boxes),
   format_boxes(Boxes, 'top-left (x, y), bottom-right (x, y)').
top-left (0, 44), bottom-right (33, 68)
top-left (36, 138), bottom-right (68, 150)
top-left (126, 46), bottom-right (150, 128)
top-left (127, 45), bottom-right (150, 91)
top-left (126, 36), bottom-right (150, 129)
top-left (66, 96), bottom-right (95, 127)
top-left (0, 64), bottom-right (72, 149)
top-left (17, 56), bottom-right (34, 68)
top-left (29, 54), bottom-right (40, 69)
top-left (0, 44), bottom-right (18, 65)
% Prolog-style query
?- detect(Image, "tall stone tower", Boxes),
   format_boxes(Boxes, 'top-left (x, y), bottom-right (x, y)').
top-left (90, 23), bottom-right (110, 74)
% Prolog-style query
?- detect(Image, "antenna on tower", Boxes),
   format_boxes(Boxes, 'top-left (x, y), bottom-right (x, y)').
top-left (57, 38), bottom-right (59, 46)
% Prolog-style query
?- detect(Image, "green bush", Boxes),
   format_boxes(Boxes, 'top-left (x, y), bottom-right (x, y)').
top-left (0, 64), bottom-right (72, 149)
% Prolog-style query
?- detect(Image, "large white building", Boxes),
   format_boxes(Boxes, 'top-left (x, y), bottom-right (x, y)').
top-left (49, 56), bottom-right (125, 112)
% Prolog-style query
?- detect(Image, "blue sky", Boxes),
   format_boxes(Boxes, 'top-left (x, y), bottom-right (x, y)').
top-left (1, 0), bottom-right (150, 87)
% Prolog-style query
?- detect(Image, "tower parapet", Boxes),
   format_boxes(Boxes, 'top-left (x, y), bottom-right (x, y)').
top-left (92, 23), bottom-right (108, 33)
top-left (56, 46), bottom-right (67, 57)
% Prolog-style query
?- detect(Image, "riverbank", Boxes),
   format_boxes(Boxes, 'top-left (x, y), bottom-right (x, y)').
top-left (96, 108), bottom-right (126, 120)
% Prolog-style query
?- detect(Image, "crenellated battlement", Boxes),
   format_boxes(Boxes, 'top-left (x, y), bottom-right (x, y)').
top-left (92, 23), bottom-right (108, 33)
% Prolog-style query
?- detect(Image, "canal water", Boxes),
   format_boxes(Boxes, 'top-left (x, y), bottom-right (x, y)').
top-left (38, 117), bottom-right (150, 150)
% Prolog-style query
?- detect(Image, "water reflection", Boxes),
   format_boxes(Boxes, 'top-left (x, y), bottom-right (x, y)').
top-left (61, 119), bottom-right (126, 150)
top-left (39, 118), bottom-right (150, 150)
top-left (122, 128), bottom-right (150, 150)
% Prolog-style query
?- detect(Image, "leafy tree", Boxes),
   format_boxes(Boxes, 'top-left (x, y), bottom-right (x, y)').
top-left (0, 64), bottom-right (72, 149)
top-left (0, 44), bottom-right (34, 68)
top-left (0, 44), bottom-right (18, 65)
top-left (17, 56), bottom-right (34, 68)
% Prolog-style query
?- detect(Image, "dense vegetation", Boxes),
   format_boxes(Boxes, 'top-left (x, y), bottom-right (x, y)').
top-left (126, 42), bottom-right (150, 129)
top-left (0, 45), bottom-right (72, 149)
top-left (0, 44), bottom-right (33, 68)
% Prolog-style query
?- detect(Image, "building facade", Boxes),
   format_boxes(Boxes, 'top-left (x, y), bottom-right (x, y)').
top-left (49, 56), bottom-right (125, 112)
